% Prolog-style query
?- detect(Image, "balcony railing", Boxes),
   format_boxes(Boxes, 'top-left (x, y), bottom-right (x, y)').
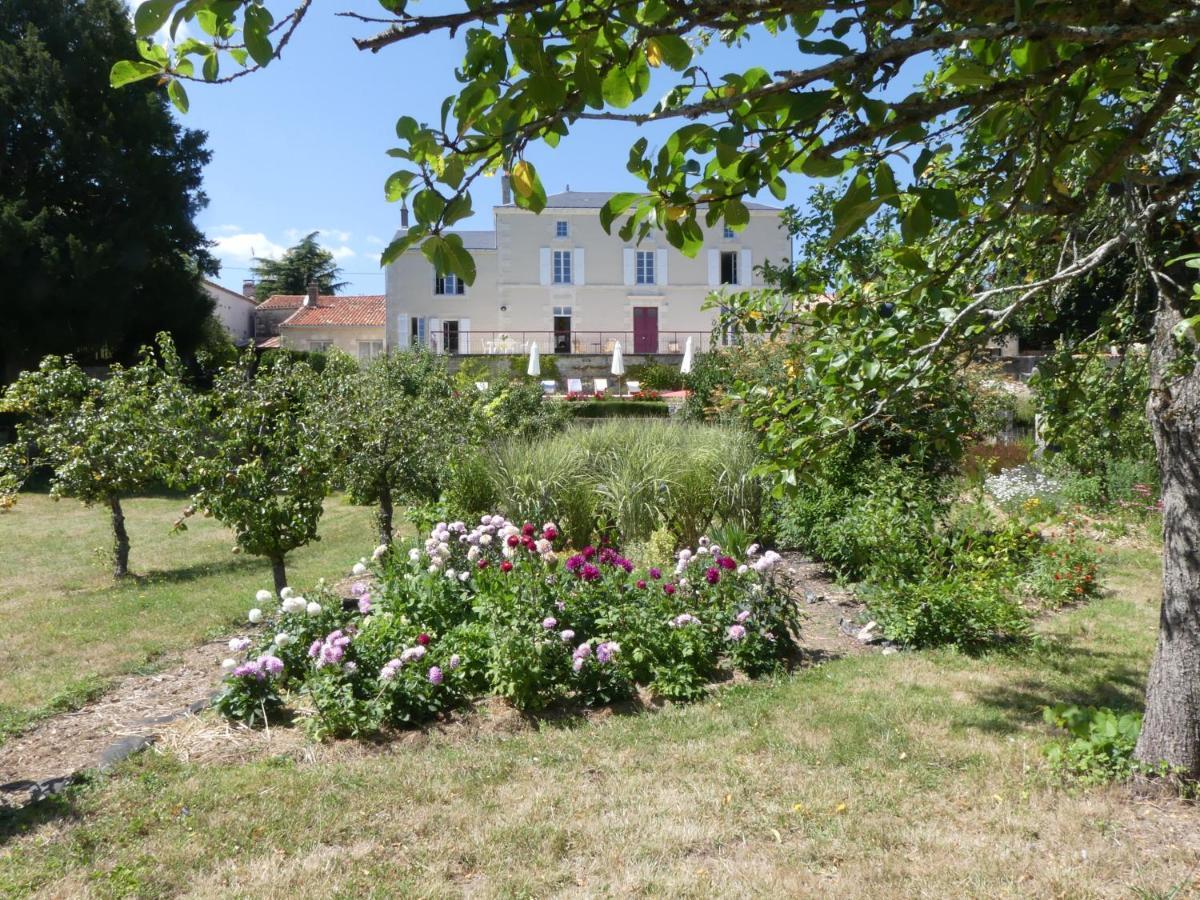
top-left (416, 330), bottom-right (717, 355)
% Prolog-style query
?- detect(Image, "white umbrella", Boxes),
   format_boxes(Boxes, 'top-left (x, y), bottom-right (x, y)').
top-left (527, 342), bottom-right (541, 377)
top-left (611, 340), bottom-right (625, 396)
top-left (680, 336), bottom-right (694, 375)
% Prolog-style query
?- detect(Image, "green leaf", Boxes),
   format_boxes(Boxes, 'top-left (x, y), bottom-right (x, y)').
top-left (442, 233), bottom-right (478, 284)
top-left (412, 189), bottom-right (446, 224)
top-left (109, 60), bottom-right (160, 87)
top-left (725, 199), bottom-right (749, 229)
top-left (601, 66), bottom-right (635, 108)
top-left (384, 170), bottom-right (416, 202)
top-left (395, 116), bottom-right (420, 141)
top-left (167, 79), bottom-right (189, 113)
top-left (600, 192), bottom-right (639, 233)
top-left (647, 34), bottom-right (692, 70)
top-left (243, 5), bottom-right (274, 68)
top-left (901, 198), bottom-right (932, 244)
top-left (134, 0), bottom-right (176, 37)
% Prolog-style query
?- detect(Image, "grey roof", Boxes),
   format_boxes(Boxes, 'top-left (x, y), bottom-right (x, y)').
top-left (505, 190), bottom-right (780, 211)
top-left (453, 230), bottom-right (497, 249)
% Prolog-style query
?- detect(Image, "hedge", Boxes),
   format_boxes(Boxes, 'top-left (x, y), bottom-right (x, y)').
top-left (568, 400), bottom-right (670, 418)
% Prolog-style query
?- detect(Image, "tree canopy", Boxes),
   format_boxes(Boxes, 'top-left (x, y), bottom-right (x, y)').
top-left (0, 0), bottom-right (216, 384)
top-left (251, 231), bottom-right (347, 300)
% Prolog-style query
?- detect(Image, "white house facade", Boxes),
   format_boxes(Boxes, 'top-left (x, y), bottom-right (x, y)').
top-left (384, 191), bottom-right (791, 355)
top-left (202, 279), bottom-right (258, 346)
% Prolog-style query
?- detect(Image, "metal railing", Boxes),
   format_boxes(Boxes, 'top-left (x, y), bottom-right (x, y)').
top-left (417, 330), bottom-right (715, 355)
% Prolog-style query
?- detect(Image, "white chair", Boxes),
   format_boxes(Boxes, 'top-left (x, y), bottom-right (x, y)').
top-left (626, 380), bottom-right (641, 395)
top-left (474, 381), bottom-right (489, 392)
top-left (567, 378), bottom-right (583, 394)
top-left (540, 380), bottom-right (557, 395)
top-left (593, 377), bottom-right (608, 394)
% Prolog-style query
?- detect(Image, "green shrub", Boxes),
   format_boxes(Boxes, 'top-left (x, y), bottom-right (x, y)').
top-left (569, 400), bottom-right (669, 418)
top-left (626, 361), bottom-right (684, 391)
top-left (507, 354), bottom-right (559, 380)
top-left (866, 575), bottom-right (1030, 652)
top-left (1042, 704), bottom-right (1143, 784)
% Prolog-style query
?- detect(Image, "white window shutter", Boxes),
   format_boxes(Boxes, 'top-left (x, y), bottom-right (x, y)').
top-left (707, 249), bottom-right (719, 286)
top-left (623, 248), bottom-right (635, 286)
top-left (739, 249), bottom-right (752, 286)
top-left (574, 247), bottom-right (586, 285)
top-left (428, 317), bottom-right (441, 353)
top-left (656, 248), bottom-right (668, 286)
top-left (539, 247), bottom-right (551, 286)
top-left (395, 313), bottom-right (410, 350)
top-left (459, 317), bottom-right (471, 355)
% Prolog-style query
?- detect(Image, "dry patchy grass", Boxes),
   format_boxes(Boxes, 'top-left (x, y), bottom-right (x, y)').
top-left (3, 549), bottom-right (1197, 898)
top-left (0, 493), bottom-right (377, 739)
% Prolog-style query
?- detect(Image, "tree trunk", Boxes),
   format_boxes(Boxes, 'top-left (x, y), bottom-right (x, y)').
top-left (1134, 259), bottom-right (1200, 780)
top-left (378, 484), bottom-right (394, 547)
top-left (110, 496), bottom-right (130, 578)
top-left (269, 554), bottom-right (288, 596)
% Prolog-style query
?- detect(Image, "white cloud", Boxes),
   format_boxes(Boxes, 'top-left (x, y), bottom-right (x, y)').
top-left (211, 232), bottom-right (286, 262)
top-left (284, 227), bottom-right (353, 244)
top-left (213, 224), bottom-right (244, 234)
top-left (328, 245), bottom-right (358, 262)
top-left (365, 235), bottom-right (385, 246)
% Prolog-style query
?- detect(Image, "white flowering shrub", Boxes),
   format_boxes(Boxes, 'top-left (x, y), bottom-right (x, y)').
top-left (985, 465), bottom-right (1062, 507)
top-left (216, 515), bottom-right (799, 734)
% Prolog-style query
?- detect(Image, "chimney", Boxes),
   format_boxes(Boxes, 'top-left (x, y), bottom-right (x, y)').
top-left (501, 173), bottom-right (512, 205)
top-left (242, 279), bottom-right (256, 299)
top-left (400, 201), bottom-right (409, 228)
top-left (305, 282), bottom-right (318, 308)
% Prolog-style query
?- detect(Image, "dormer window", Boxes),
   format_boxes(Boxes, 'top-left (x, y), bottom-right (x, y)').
top-left (555, 220), bottom-right (569, 238)
top-left (723, 225), bottom-right (736, 239)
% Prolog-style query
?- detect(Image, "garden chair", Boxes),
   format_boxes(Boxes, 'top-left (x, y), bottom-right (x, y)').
top-left (626, 380), bottom-right (641, 395)
top-left (593, 377), bottom-right (608, 394)
top-left (540, 380), bottom-right (557, 395)
top-left (567, 378), bottom-right (583, 393)
top-left (474, 381), bottom-right (489, 392)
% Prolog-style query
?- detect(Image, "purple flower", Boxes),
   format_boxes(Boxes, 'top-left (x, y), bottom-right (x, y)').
top-left (232, 662), bottom-right (264, 680)
top-left (428, 666), bottom-right (443, 685)
top-left (380, 659), bottom-right (401, 681)
top-left (705, 567), bottom-right (720, 585)
top-left (596, 641), bottom-right (619, 664)
top-left (718, 556), bottom-right (737, 571)
top-left (670, 613), bottom-right (700, 628)
top-left (259, 655), bottom-right (284, 676)
top-left (581, 563), bottom-right (601, 582)
top-left (573, 642), bottom-right (592, 660)
top-left (572, 657), bottom-right (585, 673)
top-left (727, 624), bottom-right (747, 641)
top-left (565, 554), bottom-right (585, 573)
top-left (582, 545), bottom-right (597, 560)
top-left (358, 595), bottom-right (372, 614)
top-left (560, 629), bottom-right (576, 643)
top-left (448, 654), bottom-right (462, 669)
top-left (636, 579), bottom-right (647, 589)
top-left (542, 617), bottom-right (558, 630)
top-left (649, 567), bottom-right (662, 580)
top-left (663, 583), bottom-right (677, 596)
top-left (736, 610), bottom-right (752, 624)
top-left (308, 639), bottom-right (323, 658)
top-left (351, 581), bottom-right (368, 596)
top-left (555, 600), bottom-right (566, 611)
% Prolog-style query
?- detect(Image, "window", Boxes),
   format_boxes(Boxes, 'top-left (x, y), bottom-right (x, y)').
top-left (358, 340), bottom-right (384, 363)
top-left (552, 249), bottom-right (573, 284)
top-left (555, 220), bottom-right (569, 237)
top-left (635, 250), bottom-right (656, 285)
top-left (723, 225), bottom-right (735, 239)
top-left (309, 340), bottom-right (333, 353)
top-left (410, 316), bottom-right (427, 348)
top-left (434, 272), bottom-right (465, 295)
top-left (720, 251), bottom-right (738, 285)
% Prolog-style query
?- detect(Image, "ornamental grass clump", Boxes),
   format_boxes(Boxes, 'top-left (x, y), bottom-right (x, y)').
top-left (215, 515), bottom-right (798, 735)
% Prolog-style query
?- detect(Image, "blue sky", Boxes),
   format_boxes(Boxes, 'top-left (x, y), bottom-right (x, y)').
top-left (167, 7), bottom-right (910, 295)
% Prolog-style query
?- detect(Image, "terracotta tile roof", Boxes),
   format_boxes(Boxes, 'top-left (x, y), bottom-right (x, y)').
top-left (257, 294), bottom-right (308, 310)
top-left (256, 336), bottom-right (281, 349)
top-left (278, 295), bottom-right (385, 328)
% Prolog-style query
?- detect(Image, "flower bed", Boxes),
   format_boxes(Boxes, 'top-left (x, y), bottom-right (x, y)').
top-left (216, 516), bottom-right (796, 737)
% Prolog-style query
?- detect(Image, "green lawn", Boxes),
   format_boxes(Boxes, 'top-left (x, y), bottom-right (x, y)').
top-left (0, 493), bottom-right (378, 740)
top-left (3, 547), bottom-right (1193, 898)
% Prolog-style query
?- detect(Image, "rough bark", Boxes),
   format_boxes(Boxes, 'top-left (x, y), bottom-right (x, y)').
top-left (109, 496), bottom-right (130, 578)
top-left (1134, 259), bottom-right (1200, 779)
top-left (269, 554), bottom-right (288, 596)
top-left (378, 484), bottom-right (394, 547)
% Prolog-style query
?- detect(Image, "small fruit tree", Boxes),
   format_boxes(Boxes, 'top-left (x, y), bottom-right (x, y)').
top-left (187, 350), bottom-right (337, 593)
top-left (0, 334), bottom-right (194, 577)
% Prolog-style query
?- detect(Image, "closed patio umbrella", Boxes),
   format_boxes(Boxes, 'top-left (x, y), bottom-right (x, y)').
top-left (527, 342), bottom-right (541, 377)
top-left (611, 340), bottom-right (625, 395)
top-left (680, 336), bottom-right (694, 375)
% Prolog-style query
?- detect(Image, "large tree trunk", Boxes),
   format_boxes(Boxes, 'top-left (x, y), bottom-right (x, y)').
top-left (110, 496), bottom-right (130, 578)
top-left (1134, 261), bottom-right (1200, 780)
top-left (378, 484), bottom-right (394, 547)
top-left (269, 554), bottom-right (288, 596)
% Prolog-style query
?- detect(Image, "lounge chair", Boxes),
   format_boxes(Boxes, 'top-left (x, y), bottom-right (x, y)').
top-left (626, 380), bottom-right (641, 395)
top-left (540, 380), bottom-right (557, 395)
top-left (567, 378), bottom-right (583, 394)
top-left (593, 377), bottom-right (608, 394)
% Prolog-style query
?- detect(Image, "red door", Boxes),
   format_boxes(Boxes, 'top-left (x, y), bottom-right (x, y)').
top-left (633, 306), bottom-right (658, 353)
